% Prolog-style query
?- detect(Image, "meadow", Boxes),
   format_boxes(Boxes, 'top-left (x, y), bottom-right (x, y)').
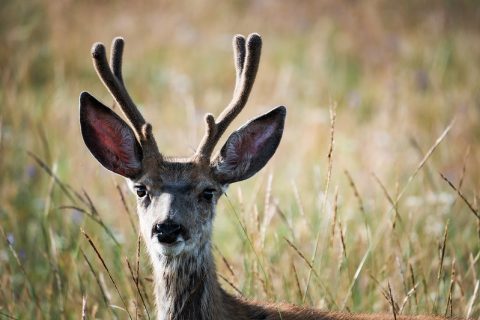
top-left (1, 1), bottom-right (479, 319)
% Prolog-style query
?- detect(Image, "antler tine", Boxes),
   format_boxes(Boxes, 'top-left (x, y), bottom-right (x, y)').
top-left (217, 34), bottom-right (262, 132)
top-left (233, 35), bottom-right (246, 94)
top-left (91, 40), bottom-right (145, 134)
top-left (91, 38), bottom-right (161, 159)
top-left (195, 33), bottom-right (262, 162)
top-left (110, 37), bottom-right (124, 85)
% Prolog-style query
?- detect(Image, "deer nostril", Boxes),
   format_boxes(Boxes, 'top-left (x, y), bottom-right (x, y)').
top-left (152, 223), bottom-right (162, 234)
top-left (152, 222), bottom-right (183, 244)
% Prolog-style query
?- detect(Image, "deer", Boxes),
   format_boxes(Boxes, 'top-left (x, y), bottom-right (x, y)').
top-left (79, 33), bottom-right (450, 320)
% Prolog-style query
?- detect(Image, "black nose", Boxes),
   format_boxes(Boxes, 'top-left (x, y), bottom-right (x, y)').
top-left (152, 222), bottom-right (183, 244)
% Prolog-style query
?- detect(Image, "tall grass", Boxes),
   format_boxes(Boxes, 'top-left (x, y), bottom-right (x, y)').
top-left (1, 1), bottom-right (479, 319)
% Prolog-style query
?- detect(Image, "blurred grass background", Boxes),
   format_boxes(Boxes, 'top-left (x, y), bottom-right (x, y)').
top-left (1, 0), bottom-right (480, 319)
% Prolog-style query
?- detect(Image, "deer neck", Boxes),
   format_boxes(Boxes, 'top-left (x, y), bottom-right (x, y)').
top-left (152, 242), bottom-right (224, 320)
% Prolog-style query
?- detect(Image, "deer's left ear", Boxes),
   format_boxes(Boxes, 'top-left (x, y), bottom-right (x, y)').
top-left (212, 106), bottom-right (286, 184)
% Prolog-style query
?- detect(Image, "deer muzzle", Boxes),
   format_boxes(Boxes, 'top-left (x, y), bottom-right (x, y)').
top-left (152, 220), bottom-right (188, 244)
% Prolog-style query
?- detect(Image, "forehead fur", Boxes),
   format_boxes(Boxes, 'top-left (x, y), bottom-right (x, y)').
top-left (138, 157), bottom-right (215, 187)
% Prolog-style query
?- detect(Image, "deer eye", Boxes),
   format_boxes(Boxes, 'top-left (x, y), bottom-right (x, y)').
top-left (135, 185), bottom-right (148, 198)
top-left (201, 188), bottom-right (216, 202)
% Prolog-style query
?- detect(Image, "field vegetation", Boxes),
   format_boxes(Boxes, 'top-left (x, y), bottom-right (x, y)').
top-left (1, 1), bottom-right (479, 319)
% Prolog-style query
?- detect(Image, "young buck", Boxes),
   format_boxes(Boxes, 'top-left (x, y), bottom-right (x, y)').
top-left (79, 34), bottom-right (448, 320)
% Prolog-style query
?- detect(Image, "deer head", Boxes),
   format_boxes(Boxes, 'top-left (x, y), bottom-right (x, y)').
top-left (79, 34), bottom-right (285, 262)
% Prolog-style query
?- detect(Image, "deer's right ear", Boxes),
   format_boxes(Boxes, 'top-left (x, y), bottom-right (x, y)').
top-left (79, 92), bottom-right (143, 179)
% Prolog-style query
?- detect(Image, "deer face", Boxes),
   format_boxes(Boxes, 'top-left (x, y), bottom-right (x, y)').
top-left (131, 161), bottom-right (222, 258)
top-left (78, 34), bottom-right (285, 259)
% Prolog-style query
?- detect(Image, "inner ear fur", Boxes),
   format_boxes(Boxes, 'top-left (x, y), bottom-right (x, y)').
top-left (79, 92), bottom-right (143, 179)
top-left (212, 106), bottom-right (286, 184)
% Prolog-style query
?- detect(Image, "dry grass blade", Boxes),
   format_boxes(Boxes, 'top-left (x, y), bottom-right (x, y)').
top-left (260, 174), bottom-right (276, 247)
top-left (394, 119), bottom-right (454, 207)
top-left (327, 102), bottom-right (337, 161)
top-left (438, 221), bottom-right (449, 280)
top-left (338, 220), bottom-right (347, 260)
top-left (284, 237), bottom-right (319, 278)
top-left (28, 152), bottom-right (72, 200)
top-left (59, 206), bottom-right (120, 247)
top-left (135, 232), bottom-right (151, 307)
top-left (291, 181), bottom-right (305, 217)
top-left (466, 251), bottom-right (480, 282)
top-left (224, 196), bottom-right (273, 297)
top-left (399, 283), bottom-right (420, 314)
top-left (41, 171), bottom-right (66, 314)
top-left (345, 170), bottom-right (366, 217)
top-left (82, 189), bottom-right (99, 217)
top-left (0, 311), bottom-right (18, 320)
top-left (0, 117), bottom-right (3, 157)
top-left (303, 102), bottom-right (336, 303)
top-left (368, 273), bottom-right (390, 302)
top-left (409, 264), bottom-right (419, 312)
top-left (465, 280), bottom-right (479, 319)
top-left (133, 234), bottom-right (152, 310)
top-left (408, 137), bottom-right (438, 192)
top-left (439, 172), bottom-right (480, 220)
top-left (218, 274), bottom-right (244, 297)
top-left (450, 146), bottom-right (471, 211)
top-left (135, 233), bottom-right (141, 289)
top-left (27, 151), bottom-right (84, 205)
top-left (0, 224), bottom-right (43, 316)
top-left (344, 170), bottom-right (370, 245)
top-left (329, 186), bottom-right (339, 246)
top-left (214, 244), bottom-right (236, 278)
top-left (274, 203), bottom-right (295, 238)
top-left (444, 258), bottom-right (456, 317)
top-left (291, 262), bottom-right (303, 301)
top-left (478, 219), bottom-right (480, 244)
top-left (80, 249), bottom-right (111, 309)
top-left (458, 146), bottom-right (470, 189)
top-left (81, 229), bottom-right (133, 320)
top-left (116, 184), bottom-right (137, 234)
top-left (388, 281), bottom-right (398, 320)
top-left (371, 172), bottom-right (402, 228)
top-left (341, 247), bottom-right (370, 310)
top-left (126, 258), bottom-right (138, 320)
top-left (82, 295), bottom-right (87, 320)
top-left (126, 258), bottom-right (151, 320)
